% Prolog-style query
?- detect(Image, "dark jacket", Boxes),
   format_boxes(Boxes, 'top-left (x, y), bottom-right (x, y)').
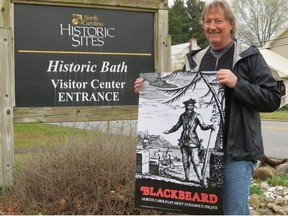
top-left (184, 40), bottom-right (281, 161)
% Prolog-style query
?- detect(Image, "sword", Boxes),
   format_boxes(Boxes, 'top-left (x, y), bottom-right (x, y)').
top-left (201, 128), bottom-right (213, 177)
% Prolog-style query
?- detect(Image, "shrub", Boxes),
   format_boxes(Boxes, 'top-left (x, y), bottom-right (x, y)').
top-left (13, 130), bottom-right (160, 215)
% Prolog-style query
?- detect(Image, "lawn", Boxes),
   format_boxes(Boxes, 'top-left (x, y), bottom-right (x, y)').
top-left (260, 109), bottom-right (288, 120)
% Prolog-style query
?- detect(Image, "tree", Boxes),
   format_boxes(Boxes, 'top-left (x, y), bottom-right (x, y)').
top-left (169, 0), bottom-right (208, 47)
top-left (186, 0), bottom-right (209, 47)
top-left (232, 0), bottom-right (288, 47)
top-left (169, 0), bottom-right (191, 45)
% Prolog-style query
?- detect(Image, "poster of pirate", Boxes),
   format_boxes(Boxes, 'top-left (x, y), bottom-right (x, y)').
top-left (135, 71), bottom-right (225, 214)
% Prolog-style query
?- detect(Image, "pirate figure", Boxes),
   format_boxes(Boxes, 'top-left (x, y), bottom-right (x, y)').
top-left (164, 98), bottom-right (214, 186)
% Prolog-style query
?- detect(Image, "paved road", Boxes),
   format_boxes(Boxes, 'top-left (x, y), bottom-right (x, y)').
top-left (262, 120), bottom-right (288, 159)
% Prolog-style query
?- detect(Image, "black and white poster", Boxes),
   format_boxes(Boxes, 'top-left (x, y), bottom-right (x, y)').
top-left (135, 71), bottom-right (225, 214)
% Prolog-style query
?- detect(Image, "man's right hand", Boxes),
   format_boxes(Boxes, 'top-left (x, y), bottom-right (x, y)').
top-left (210, 124), bottom-right (216, 131)
top-left (134, 78), bottom-right (144, 94)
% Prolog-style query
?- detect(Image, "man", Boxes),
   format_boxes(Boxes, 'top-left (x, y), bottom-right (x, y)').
top-left (135, 0), bottom-right (280, 214)
top-left (163, 98), bottom-right (214, 187)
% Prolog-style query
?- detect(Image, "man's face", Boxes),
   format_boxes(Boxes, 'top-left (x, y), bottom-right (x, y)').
top-left (203, 6), bottom-right (233, 50)
top-left (186, 104), bottom-right (194, 112)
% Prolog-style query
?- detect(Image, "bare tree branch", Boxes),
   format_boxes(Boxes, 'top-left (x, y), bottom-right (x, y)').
top-left (233, 0), bottom-right (288, 47)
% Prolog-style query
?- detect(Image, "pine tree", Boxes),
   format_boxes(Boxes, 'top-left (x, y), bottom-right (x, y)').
top-left (169, 0), bottom-right (208, 48)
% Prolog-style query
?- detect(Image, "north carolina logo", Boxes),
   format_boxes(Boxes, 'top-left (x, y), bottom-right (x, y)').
top-left (72, 14), bottom-right (103, 26)
top-left (72, 14), bottom-right (83, 25)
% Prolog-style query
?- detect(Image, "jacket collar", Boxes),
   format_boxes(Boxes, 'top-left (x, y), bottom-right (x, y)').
top-left (184, 39), bottom-right (259, 71)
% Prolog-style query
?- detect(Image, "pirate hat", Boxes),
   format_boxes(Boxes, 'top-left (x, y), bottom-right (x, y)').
top-left (183, 98), bottom-right (197, 106)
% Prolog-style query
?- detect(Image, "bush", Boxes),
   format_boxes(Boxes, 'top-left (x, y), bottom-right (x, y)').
top-left (13, 130), bottom-right (159, 215)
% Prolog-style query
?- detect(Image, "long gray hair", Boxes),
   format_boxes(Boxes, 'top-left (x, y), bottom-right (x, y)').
top-left (201, 0), bottom-right (237, 38)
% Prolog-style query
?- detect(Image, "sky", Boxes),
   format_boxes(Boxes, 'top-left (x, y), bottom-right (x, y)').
top-left (168, 0), bottom-right (174, 7)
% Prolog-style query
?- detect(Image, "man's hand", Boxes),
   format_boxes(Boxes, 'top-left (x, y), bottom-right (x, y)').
top-left (217, 69), bottom-right (237, 88)
top-left (134, 78), bottom-right (144, 94)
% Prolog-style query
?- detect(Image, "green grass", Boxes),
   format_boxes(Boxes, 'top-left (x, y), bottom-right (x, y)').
top-left (260, 106), bottom-right (288, 120)
top-left (250, 174), bottom-right (288, 196)
top-left (260, 111), bottom-right (288, 120)
top-left (250, 183), bottom-right (264, 196)
top-left (267, 174), bottom-right (288, 187)
top-left (14, 123), bottom-right (97, 171)
top-left (14, 123), bottom-right (88, 149)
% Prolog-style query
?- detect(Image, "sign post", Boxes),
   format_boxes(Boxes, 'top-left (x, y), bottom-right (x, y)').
top-left (0, 0), bottom-right (14, 185)
top-left (0, 27), bottom-right (14, 185)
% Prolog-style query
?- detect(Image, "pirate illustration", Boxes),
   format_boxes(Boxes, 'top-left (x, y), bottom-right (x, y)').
top-left (164, 98), bottom-right (215, 187)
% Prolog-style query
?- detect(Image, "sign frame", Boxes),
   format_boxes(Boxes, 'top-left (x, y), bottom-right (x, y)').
top-left (0, 0), bottom-right (170, 185)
